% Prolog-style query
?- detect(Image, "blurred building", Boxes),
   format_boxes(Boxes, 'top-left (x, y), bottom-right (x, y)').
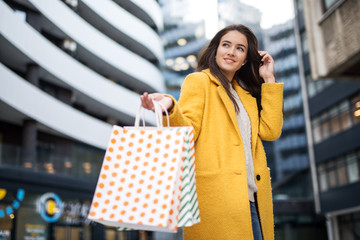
top-left (294, 0), bottom-right (360, 239)
top-left (159, 0), bottom-right (209, 99)
top-left (0, 0), bottom-right (164, 239)
top-left (263, 20), bottom-right (327, 240)
top-left (301, 0), bottom-right (360, 81)
top-left (264, 20), bottom-right (309, 182)
top-left (218, 0), bottom-right (263, 49)
top-left (160, 0), bottom-right (263, 100)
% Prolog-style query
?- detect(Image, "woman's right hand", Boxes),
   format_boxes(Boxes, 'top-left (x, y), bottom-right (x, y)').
top-left (140, 92), bottom-right (174, 112)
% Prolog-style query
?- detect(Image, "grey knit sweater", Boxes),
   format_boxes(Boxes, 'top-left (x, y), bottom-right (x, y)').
top-left (229, 84), bottom-right (257, 202)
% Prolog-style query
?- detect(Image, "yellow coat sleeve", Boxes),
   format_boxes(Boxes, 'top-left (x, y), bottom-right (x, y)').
top-left (259, 82), bottom-right (284, 141)
top-left (163, 72), bottom-right (207, 141)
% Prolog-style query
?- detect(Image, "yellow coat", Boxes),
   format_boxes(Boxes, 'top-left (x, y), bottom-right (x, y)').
top-left (164, 69), bottom-right (283, 240)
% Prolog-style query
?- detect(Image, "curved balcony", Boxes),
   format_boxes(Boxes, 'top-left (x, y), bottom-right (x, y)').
top-left (0, 63), bottom-right (112, 149)
top-left (0, 1), bottom-right (156, 126)
top-left (113, 0), bottom-right (163, 32)
top-left (79, 0), bottom-right (163, 64)
top-left (28, 0), bottom-right (164, 92)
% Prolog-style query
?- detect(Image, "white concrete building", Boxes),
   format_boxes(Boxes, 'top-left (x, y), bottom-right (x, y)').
top-left (0, 0), bottom-right (164, 239)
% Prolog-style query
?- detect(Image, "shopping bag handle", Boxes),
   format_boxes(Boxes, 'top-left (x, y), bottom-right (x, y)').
top-left (135, 100), bottom-right (170, 129)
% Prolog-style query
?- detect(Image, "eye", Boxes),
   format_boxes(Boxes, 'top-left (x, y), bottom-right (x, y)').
top-left (222, 43), bottom-right (230, 47)
top-left (237, 47), bottom-right (244, 52)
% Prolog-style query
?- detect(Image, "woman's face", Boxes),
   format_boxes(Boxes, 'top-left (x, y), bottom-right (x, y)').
top-left (215, 30), bottom-right (248, 81)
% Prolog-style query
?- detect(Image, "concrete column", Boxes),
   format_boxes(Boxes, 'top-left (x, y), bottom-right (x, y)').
top-left (26, 11), bottom-right (41, 32)
top-left (22, 64), bottom-right (40, 168)
top-left (26, 64), bottom-right (40, 86)
top-left (57, 87), bottom-right (73, 105)
top-left (22, 119), bottom-right (37, 169)
top-left (326, 214), bottom-right (340, 240)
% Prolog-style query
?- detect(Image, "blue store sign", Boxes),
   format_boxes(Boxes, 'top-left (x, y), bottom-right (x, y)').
top-left (0, 188), bottom-right (25, 218)
top-left (37, 192), bottom-right (63, 223)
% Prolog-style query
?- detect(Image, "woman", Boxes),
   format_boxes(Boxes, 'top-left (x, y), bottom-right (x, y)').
top-left (141, 24), bottom-right (283, 240)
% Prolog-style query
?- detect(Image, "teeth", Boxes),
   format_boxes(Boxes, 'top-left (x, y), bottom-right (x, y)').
top-left (225, 59), bottom-right (234, 63)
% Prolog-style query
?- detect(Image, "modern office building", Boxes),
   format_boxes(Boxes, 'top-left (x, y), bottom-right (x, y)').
top-left (263, 20), bottom-right (309, 183)
top-left (263, 20), bottom-right (327, 240)
top-left (159, 0), bottom-right (209, 99)
top-left (294, 0), bottom-right (360, 239)
top-left (0, 0), bottom-right (164, 239)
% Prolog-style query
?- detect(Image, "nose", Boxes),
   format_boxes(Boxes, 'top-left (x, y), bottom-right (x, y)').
top-left (227, 46), bottom-right (235, 56)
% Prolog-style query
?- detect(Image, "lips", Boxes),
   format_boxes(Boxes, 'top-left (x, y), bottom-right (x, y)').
top-left (224, 58), bottom-right (235, 63)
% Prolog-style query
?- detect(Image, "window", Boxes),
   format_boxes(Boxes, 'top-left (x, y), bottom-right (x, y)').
top-left (351, 94), bottom-right (360, 125)
top-left (337, 157), bottom-right (348, 186)
top-left (318, 148), bottom-right (360, 192)
top-left (329, 107), bottom-right (341, 135)
top-left (312, 117), bottom-right (322, 144)
top-left (338, 211), bottom-right (360, 240)
top-left (307, 77), bottom-right (334, 98)
top-left (308, 81), bottom-right (316, 98)
top-left (339, 100), bottom-right (352, 131)
top-left (300, 32), bottom-right (309, 54)
top-left (311, 92), bottom-right (359, 143)
top-left (327, 161), bottom-right (338, 188)
top-left (323, 0), bottom-right (341, 11)
top-left (320, 112), bottom-right (331, 139)
top-left (318, 164), bottom-right (328, 192)
top-left (346, 153), bottom-right (359, 183)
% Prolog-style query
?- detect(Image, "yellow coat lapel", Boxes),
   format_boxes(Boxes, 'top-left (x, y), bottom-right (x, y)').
top-left (204, 69), bottom-right (242, 141)
top-left (233, 82), bottom-right (260, 164)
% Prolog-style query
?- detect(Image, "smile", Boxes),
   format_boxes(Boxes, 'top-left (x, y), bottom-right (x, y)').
top-left (224, 58), bottom-right (235, 63)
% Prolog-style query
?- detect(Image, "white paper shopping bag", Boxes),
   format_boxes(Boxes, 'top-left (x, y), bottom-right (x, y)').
top-left (88, 101), bottom-right (200, 232)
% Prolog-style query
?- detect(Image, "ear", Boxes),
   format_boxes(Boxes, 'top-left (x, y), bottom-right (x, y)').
top-left (242, 59), bottom-right (247, 66)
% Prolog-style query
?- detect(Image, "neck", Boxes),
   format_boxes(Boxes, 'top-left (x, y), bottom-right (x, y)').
top-left (222, 71), bottom-right (234, 82)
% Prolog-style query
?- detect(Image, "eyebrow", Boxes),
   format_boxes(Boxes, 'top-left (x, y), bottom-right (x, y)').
top-left (222, 40), bottom-right (247, 49)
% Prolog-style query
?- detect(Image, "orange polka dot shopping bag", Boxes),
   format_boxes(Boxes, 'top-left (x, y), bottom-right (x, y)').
top-left (88, 101), bottom-right (200, 232)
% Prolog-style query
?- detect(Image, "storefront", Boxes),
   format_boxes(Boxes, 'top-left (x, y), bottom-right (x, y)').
top-left (0, 188), bottom-right (92, 239)
top-left (0, 185), bottom-right (148, 239)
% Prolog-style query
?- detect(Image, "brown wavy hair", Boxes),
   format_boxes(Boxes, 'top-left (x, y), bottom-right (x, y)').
top-left (196, 24), bottom-right (264, 113)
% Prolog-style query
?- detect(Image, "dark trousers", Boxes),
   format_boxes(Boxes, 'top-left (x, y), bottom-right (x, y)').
top-left (250, 201), bottom-right (263, 240)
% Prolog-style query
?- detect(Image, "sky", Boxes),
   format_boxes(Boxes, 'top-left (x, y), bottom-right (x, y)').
top-left (240, 0), bottom-right (295, 29)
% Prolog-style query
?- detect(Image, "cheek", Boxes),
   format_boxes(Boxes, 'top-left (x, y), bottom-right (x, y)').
top-left (215, 50), bottom-right (222, 66)
top-left (215, 55), bottom-right (221, 66)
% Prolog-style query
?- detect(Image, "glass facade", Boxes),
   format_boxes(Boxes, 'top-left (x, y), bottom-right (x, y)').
top-left (274, 214), bottom-right (327, 240)
top-left (0, 142), bottom-right (103, 181)
top-left (318, 149), bottom-right (360, 192)
top-left (264, 20), bottom-right (309, 182)
top-left (338, 211), bottom-right (360, 240)
top-left (311, 92), bottom-right (360, 144)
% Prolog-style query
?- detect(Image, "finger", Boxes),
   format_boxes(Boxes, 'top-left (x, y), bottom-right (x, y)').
top-left (140, 92), bottom-right (148, 107)
top-left (262, 54), bottom-right (273, 63)
top-left (146, 97), bottom-right (155, 111)
top-left (258, 51), bottom-right (273, 62)
top-left (258, 50), bottom-right (266, 56)
top-left (142, 92), bottom-right (154, 110)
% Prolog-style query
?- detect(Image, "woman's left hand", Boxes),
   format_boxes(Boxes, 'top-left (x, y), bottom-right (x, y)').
top-left (258, 51), bottom-right (276, 83)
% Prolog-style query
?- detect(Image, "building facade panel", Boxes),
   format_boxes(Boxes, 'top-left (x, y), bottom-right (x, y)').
top-left (79, 0), bottom-right (164, 63)
top-left (296, 0), bottom-right (360, 239)
top-left (28, 0), bottom-right (165, 92)
top-left (302, 0), bottom-right (360, 80)
top-left (0, 1), bottom-right (154, 126)
top-left (0, 63), bottom-right (112, 149)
